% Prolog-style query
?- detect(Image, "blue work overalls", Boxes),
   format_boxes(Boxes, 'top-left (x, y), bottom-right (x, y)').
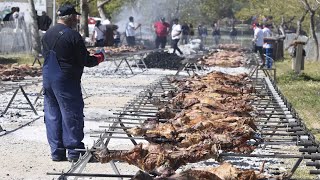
top-left (42, 28), bottom-right (85, 160)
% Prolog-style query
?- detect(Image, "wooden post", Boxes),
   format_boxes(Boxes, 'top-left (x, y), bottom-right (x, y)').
top-left (292, 41), bottom-right (306, 74)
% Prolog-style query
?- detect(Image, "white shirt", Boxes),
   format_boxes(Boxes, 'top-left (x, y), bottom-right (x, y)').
top-left (254, 27), bottom-right (264, 46)
top-left (263, 27), bottom-right (272, 38)
top-left (171, 24), bottom-right (181, 40)
top-left (102, 19), bottom-right (111, 25)
top-left (94, 25), bottom-right (106, 40)
top-left (126, 22), bottom-right (136, 37)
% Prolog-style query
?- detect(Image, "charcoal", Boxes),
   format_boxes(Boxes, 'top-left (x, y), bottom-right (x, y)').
top-left (143, 51), bottom-right (184, 70)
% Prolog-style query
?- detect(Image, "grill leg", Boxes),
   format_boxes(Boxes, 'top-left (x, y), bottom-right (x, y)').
top-left (33, 87), bottom-right (43, 105)
top-left (20, 86), bottom-right (38, 115)
top-left (2, 88), bottom-right (19, 115)
top-left (287, 157), bottom-right (303, 179)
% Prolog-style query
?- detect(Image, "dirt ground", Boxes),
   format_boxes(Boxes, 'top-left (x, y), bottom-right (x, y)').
top-left (0, 63), bottom-right (178, 180)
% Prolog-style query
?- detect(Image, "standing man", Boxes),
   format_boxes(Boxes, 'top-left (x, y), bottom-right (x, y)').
top-left (252, 23), bottom-right (264, 65)
top-left (153, 17), bottom-right (170, 49)
top-left (125, 16), bottom-right (141, 46)
top-left (41, 4), bottom-right (105, 162)
top-left (38, 11), bottom-right (52, 31)
top-left (262, 24), bottom-right (272, 38)
top-left (3, 7), bottom-right (16, 21)
top-left (263, 24), bottom-right (273, 68)
top-left (181, 22), bottom-right (190, 45)
top-left (92, 20), bottom-right (106, 47)
top-left (212, 22), bottom-right (220, 45)
top-left (171, 18), bottom-right (183, 56)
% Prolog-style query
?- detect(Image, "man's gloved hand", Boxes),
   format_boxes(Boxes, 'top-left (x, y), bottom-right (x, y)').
top-left (93, 52), bottom-right (105, 64)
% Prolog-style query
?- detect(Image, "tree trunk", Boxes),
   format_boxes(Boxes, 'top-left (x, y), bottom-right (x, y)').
top-left (28, 0), bottom-right (41, 55)
top-left (295, 10), bottom-right (308, 40)
top-left (310, 11), bottom-right (319, 61)
top-left (97, 0), bottom-right (111, 20)
top-left (80, 0), bottom-right (89, 37)
top-left (278, 16), bottom-right (286, 37)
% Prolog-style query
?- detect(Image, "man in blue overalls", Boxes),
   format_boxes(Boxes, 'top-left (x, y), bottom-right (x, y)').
top-left (42, 4), bottom-right (104, 162)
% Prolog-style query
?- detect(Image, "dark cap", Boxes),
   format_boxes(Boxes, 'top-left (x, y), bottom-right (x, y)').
top-left (57, 5), bottom-right (81, 16)
top-left (160, 17), bottom-right (165, 21)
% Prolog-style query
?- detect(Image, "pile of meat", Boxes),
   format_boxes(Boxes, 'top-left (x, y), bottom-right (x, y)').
top-left (0, 64), bottom-right (42, 81)
top-left (88, 45), bottom-right (145, 55)
top-left (199, 50), bottom-right (247, 67)
top-left (132, 163), bottom-right (286, 180)
top-left (143, 51), bottom-right (184, 70)
top-left (94, 72), bottom-right (263, 177)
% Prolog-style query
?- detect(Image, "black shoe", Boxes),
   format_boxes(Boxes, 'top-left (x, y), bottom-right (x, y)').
top-left (52, 157), bottom-right (68, 162)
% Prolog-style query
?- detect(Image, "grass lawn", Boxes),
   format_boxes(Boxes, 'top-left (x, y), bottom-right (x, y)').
top-left (275, 57), bottom-right (320, 140)
top-left (0, 53), bottom-right (38, 65)
top-left (275, 57), bottom-right (320, 179)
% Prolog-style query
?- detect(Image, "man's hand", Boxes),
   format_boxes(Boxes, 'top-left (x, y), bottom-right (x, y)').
top-left (93, 52), bottom-right (105, 64)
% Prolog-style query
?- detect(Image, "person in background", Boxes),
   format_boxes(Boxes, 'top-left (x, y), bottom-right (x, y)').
top-left (105, 24), bottom-right (116, 47)
top-left (113, 25), bottom-right (121, 47)
top-left (263, 24), bottom-right (273, 68)
top-left (198, 23), bottom-right (208, 44)
top-left (3, 7), bottom-right (16, 22)
top-left (252, 23), bottom-right (264, 65)
top-left (12, 7), bottom-right (25, 30)
top-left (41, 4), bottom-right (105, 162)
top-left (92, 20), bottom-right (106, 47)
top-left (262, 24), bottom-right (272, 38)
top-left (171, 18), bottom-right (183, 56)
top-left (212, 22), bottom-right (220, 45)
top-left (38, 11), bottom-right (52, 31)
top-left (189, 23), bottom-right (195, 39)
top-left (153, 17), bottom-right (170, 49)
top-left (181, 22), bottom-right (190, 45)
top-left (229, 27), bottom-right (238, 43)
top-left (125, 16), bottom-right (141, 46)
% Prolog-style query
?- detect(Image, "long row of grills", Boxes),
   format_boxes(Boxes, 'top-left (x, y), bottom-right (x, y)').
top-left (53, 44), bottom-right (320, 179)
top-left (87, 44), bottom-right (250, 70)
top-left (92, 71), bottom-right (287, 180)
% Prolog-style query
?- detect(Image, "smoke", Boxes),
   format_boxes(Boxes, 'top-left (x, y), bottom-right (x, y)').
top-left (112, 0), bottom-right (199, 40)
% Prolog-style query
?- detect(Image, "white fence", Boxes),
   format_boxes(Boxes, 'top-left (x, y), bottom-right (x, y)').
top-left (0, 21), bottom-right (32, 54)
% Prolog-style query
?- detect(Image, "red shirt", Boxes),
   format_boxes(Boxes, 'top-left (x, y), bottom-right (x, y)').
top-left (154, 21), bottom-right (170, 37)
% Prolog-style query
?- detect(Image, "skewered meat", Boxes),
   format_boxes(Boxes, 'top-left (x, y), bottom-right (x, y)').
top-left (128, 117), bottom-right (256, 153)
top-left (132, 162), bottom-right (285, 180)
top-left (160, 162), bottom-right (284, 180)
top-left (94, 142), bottom-right (219, 175)
top-left (199, 50), bottom-right (246, 67)
top-left (0, 64), bottom-right (42, 81)
top-left (218, 44), bottom-right (250, 52)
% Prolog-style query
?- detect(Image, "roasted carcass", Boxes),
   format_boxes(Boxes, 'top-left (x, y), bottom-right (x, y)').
top-left (94, 142), bottom-right (219, 175)
top-left (132, 162), bottom-right (285, 180)
top-left (128, 116), bottom-right (256, 152)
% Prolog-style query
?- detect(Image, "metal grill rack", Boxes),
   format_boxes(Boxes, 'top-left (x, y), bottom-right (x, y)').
top-left (106, 50), bottom-right (162, 75)
top-left (0, 78), bottom-right (42, 116)
top-left (0, 78), bottom-right (42, 135)
top-left (49, 58), bottom-right (320, 179)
